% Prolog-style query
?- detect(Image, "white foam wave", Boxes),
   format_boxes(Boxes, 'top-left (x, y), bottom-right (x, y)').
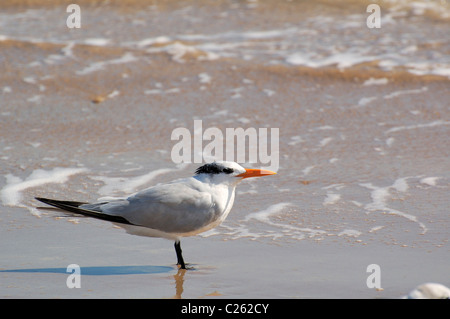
top-left (132, 36), bottom-right (171, 48)
top-left (288, 135), bottom-right (304, 146)
top-left (358, 96), bottom-right (377, 107)
top-left (1, 167), bottom-right (87, 207)
top-left (286, 51), bottom-right (377, 69)
top-left (76, 52), bottom-right (138, 75)
top-left (420, 177), bottom-right (440, 186)
top-left (385, 120), bottom-right (450, 134)
top-left (385, 0), bottom-right (450, 20)
top-left (244, 202), bottom-right (292, 223)
top-left (301, 165), bottom-right (315, 177)
top-left (338, 229), bottom-right (362, 237)
top-left (319, 137), bottom-right (334, 147)
top-left (369, 226), bottom-right (385, 233)
top-left (198, 72), bottom-right (212, 84)
top-left (178, 28), bottom-right (299, 42)
top-left (363, 78), bottom-right (389, 86)
top-left (83, 38), bottom-right (111, 46)
top-left (360, 177), bottom-right (427, 234)
top-left (90, 165), bottom-right (187, 196)
top-left (383, 87), bottom-right (428, 99)
top-left (323, 192), bottom-right (341, 206)
top-left (235, 202), bottom-right (327, 241)
top-left (146, 41), bottom-right (219, 63)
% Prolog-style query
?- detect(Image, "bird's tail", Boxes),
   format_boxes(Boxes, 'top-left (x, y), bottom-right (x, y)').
top-left (35, 197), bottom-right (133, 225)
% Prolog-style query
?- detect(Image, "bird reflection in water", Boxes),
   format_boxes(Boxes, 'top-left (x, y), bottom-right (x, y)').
top-left (172, 268), bottom-right (187, 299)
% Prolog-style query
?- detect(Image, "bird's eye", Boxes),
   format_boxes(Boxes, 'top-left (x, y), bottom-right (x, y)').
top-left (223, 168), bottom-right (234, 174)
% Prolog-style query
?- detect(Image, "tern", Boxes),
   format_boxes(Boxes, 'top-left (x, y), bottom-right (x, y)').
top-left (36, 162), bottom-right (276, 269)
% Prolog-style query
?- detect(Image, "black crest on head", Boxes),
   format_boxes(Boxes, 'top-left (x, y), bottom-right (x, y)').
top-left (195, 163), bottom-right (234, 175)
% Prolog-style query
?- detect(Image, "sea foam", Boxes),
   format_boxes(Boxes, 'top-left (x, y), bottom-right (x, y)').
top-left (90, 165), bottom-right (187, 196)
top-left (360, 177), bottom-right (427, 234)
top-left (244, 202), bottom-right (293, 223)
top-left (1, 167), bottom-right (87, 207)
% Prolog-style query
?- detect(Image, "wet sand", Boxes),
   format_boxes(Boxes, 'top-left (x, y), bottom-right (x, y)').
top-left (1, 210), bottom-right (448, 298)
top-left (1, 0), bottom-right (449, 298)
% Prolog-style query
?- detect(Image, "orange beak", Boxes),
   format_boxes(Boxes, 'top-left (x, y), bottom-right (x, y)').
top-left (237, 168), bottom-right (277, 179)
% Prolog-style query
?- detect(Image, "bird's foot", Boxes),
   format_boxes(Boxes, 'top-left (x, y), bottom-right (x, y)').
top-left (176, 263), bottom-right (195, 270)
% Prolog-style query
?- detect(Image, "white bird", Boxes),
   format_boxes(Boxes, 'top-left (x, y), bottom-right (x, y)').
top-left (36, 161), bottom-right (276, 269)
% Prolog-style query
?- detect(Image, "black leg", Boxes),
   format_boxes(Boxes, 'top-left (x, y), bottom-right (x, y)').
top-left (174, 240), bottom-right (186, 269)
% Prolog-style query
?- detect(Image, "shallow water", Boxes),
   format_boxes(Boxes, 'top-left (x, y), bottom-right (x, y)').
top-left (0, 0), bottom-right (449, 298)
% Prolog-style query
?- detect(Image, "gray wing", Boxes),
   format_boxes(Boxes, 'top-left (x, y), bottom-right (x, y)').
top-left (82, 178), bottom-right (217, 233)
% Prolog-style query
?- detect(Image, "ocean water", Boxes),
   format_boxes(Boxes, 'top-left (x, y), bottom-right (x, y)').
top-left (0, 0), bottom-right (449, 298)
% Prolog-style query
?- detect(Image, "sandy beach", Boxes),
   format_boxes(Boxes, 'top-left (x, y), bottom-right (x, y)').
top-left (1, 0), bottom-right (449, 299)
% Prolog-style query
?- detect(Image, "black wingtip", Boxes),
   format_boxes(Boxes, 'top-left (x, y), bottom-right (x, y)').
top-left (35, 197), bottom-right (87, 208)
top-left (35, 197), bottom-right (133, 225)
